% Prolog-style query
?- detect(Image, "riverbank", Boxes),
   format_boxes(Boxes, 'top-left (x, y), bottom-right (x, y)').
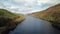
top-left (0, 9), bottom-right (25, 34)
top-left (29, 4), bottom-right (60, 30)
top-left (0, 15), bottom-right (25, 34)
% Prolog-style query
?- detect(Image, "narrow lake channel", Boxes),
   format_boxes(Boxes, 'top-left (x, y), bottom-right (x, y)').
top-left (9, 16), bottom-right (60, 34)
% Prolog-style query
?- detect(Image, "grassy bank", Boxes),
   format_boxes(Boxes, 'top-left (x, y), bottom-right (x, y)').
top-left (8, 15), bottom-right (25, 30)
top-left (0, 9), bottom-right (25, 34)
top-left (29, 4), bottom-right (60, 29)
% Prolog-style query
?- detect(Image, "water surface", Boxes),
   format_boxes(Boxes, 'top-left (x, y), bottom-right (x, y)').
top-left (9, 16), bottom-right (60, 34)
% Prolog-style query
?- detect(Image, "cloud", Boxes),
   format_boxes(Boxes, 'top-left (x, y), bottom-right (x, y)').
top-left (0, 0), bottom-right (60, 14)
top-left (13, 0), bottom-right (35, 4)
top-left (12, 0), bottom-right (60, 6)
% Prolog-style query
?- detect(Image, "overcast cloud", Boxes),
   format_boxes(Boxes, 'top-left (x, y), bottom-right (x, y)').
top-left (0, 0), bottom-right (60, 14)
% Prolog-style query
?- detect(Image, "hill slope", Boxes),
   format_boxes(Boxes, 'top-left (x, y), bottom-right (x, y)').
top-left (0, 9), bottom-right (25, 34)
top-left (29, 4), bottom-right (60, 29)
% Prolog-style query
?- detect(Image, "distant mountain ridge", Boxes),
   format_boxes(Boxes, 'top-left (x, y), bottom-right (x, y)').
top-left (29, 4), bottom-right (60, 29)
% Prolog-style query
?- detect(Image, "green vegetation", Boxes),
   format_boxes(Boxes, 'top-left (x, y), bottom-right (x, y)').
top-left (0, 9), bottom-right (19, 27)
top-left (0, 9), bottom-right (19, 19)
top-left (30, 4), bottom-right (60, 29)
top-left (0, 9), bottom-right (25, 34)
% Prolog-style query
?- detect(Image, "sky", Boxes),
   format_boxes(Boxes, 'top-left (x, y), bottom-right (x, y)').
top-left (0, 0), bottom-right (60, 14)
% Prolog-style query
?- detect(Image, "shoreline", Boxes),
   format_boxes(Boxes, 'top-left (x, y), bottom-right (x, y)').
top-left (0, 15), bottom-right (25, 34)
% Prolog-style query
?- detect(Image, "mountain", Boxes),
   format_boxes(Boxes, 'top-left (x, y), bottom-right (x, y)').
top-left (29, 4), bottom-right (60, 29)
top-left (0, 9), bottom-right (25, 34)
